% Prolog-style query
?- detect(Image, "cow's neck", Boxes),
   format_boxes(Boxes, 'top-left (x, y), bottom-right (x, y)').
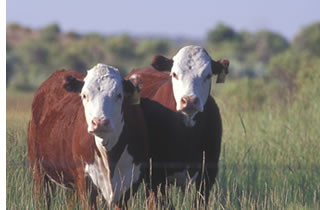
top-left (181, 98), bottom-right (210, 127)
top-left (86, 136), bottom-right (114, 205)
top-left (90, 117), bottom-right (124, 204)
top-left (182, 113), bottom-right (197, 127)
top-left (93, 112), bottom-right (124, 177)
top-left (85, 114), bottom-right (124, 205)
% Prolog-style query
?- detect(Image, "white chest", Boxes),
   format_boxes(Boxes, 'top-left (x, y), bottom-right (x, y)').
top-left (111, 145), bottom-right (141, 202)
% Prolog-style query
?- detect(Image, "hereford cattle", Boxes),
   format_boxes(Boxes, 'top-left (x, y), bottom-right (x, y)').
top-left (28, 64), bottom-right (148, 209)
top-left (125, 45), bottom-right (229, 204)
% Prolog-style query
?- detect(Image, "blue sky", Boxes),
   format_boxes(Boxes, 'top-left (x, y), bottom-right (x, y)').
top-left (6, 0), bottom-right (320, 40)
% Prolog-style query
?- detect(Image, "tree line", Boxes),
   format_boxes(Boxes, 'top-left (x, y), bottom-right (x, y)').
top-left (6, 22), bottom-right (320, 93)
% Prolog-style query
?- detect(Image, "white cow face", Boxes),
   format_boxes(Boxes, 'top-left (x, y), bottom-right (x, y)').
top-left (81, 64), bottom-right (124, 139)
top-left (171, 46), bottom-right (213, 127)
top-left (64, 64), bottom-right (128, 149)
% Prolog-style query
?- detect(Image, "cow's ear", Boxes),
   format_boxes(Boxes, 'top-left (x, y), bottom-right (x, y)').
top-left (211, 59), bottom-right (229, 83)
top-left (63, 75), bottom-right (84, 93)
top-left (151, 55), bottom-right (173, 72)
top-left (122, 80), bottom-right (140, 105)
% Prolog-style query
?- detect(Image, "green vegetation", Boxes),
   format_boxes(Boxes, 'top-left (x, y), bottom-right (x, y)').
top-left (6, 23), bottom-right (173, 90)
top-left (6, 22), bottom-right (320, 209)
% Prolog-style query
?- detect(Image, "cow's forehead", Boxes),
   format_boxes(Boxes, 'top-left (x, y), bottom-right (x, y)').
top-left (172, 46), bottom-right (211, 74)
top-left (83, 64), bottom-right (122, 93)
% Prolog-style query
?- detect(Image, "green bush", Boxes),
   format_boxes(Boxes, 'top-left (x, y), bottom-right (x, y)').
top-left (293, 22), bottom-right (320, 56)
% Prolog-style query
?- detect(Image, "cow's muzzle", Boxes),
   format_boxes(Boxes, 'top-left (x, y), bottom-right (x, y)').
top-left (179, 96), bottom-right (200, 115)
top-left (90, 117), bottom-right (110, 133)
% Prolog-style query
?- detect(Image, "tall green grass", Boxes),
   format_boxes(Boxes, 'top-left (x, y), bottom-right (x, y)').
top-left (6, 82), bottom-right (320, 209)
top-left (215, 99), bottom-right (320, 209)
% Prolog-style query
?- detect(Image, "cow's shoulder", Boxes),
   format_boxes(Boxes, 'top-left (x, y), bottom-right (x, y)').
top-left (34, 70), bottom-right (84, 97)
top-left (31, 70), bottom-right (84, 126)
top-left (126, 68), bottom-right (176, 111)
top-left (126, 68), bottom-right (170, 98)
top-left (121, 103), bottom-right (150, 162)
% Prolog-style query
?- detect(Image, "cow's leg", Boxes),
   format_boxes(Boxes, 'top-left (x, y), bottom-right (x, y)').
top-left (146, 191), bottom-right (156, 210)
top-left (30, 161), bottom-right (53, 209)
top-left (65, 189), bottom-right (77, 210)
top-left (89, 187), bottom-right (98, 210)
top-left (30, 162), bottom-right (56, 209)
top-left (74, 168), bottom-right (101, 210)
top-left (28, 126), bottom-right (44, 208)
top-left (144, 178), bottom-right (163, 209)
top-left (76, 180), bottom-right (89, 209)
top-left (115, 179), bottom-right (143, 209)
top-left (86, 176), bottom-right (99, 210)
top-left (30, 162), bottom-right (42, 209)
top-left (74, 168), bottom-right (92, 210)
top-left (195, 165), bottom-right (217, 208)
top-left (146, 185), bottom-right (166, 210)
top-left (148, 180), bottom-right (174, 209)
top-left (43, 175), bottom-right (56, 209)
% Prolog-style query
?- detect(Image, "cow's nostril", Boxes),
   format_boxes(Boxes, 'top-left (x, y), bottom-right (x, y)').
top-left (91, 119), bottom-right (98, 130)
top-left (181, 97), bottom-right (187, 106)
top-left (192, 97), bottom-right (199, 105)
top-left (102, 119), bottom-right (110, 126)
top-left (91, 118), bottom-right (109, 131)
top-left (180, 96), bottom-right (200, 112)
top-left (181, 96), bottom-right (199, 106)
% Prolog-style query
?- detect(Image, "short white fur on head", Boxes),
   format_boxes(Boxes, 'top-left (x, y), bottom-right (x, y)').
top-left (81, 63), bottom-right (124, 150)
top-left (84, 63), bottom-right (122, 91)
top-left (171, 46), bottom-right (213, 127)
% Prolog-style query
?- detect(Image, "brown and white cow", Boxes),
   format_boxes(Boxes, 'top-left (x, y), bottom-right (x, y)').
top-left (28, 64), bottom-right (148, 209)
top-left (125, 45), bottom-right (229, 204)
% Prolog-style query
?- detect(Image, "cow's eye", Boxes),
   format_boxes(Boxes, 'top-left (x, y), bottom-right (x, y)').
top-left (205, 74), bottom-right (212, 81)
top-left (172, 72), bottom-right (179, 80)
top-left (116, 93), bottom-right (122, 100)
top-left (81, 93), bottom-right (88, 100)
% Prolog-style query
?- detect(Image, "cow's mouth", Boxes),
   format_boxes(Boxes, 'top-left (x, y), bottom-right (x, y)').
top-left (181, 111), bottom-right (198, 127)
top-left (178, 99), bottom-right (201, 119)
top-left (181, 107), bottom-right (198, 116)
top-left (89, 128), bottom-right (112, 138)
top-left (181, 105), bottom-right (201, 119)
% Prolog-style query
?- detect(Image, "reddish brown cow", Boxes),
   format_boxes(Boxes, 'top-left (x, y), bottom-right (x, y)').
top-left (28, 64), bottom-right (148, 209)
top-left (125, 45), bottom-right (229, 205)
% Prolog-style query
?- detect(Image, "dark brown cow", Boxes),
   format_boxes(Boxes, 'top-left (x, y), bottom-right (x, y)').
top-left (125, 45), bottom-right (229, 204)
top-left (28, 64), bottom-right (148, 209)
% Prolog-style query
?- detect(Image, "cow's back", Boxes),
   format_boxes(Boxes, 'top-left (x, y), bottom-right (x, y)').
top-left (28, 70), bottom-right (95, 186)
top-left (127, 68), bottom-right (176, 111)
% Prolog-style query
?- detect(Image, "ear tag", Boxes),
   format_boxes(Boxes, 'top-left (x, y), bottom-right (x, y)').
top-left (216, 70), bottom-right (226, 83)
top-left (128, 89), bottom-right (140, 105)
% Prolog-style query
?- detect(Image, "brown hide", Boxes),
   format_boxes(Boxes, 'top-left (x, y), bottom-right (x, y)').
top-left (28, 70), bottom-right (95, 188)
top-left (128, 68), bottom-right (176, 111)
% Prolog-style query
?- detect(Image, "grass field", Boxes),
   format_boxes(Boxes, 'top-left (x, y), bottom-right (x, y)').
top-left (6, 82), bottom-right (320, 209)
